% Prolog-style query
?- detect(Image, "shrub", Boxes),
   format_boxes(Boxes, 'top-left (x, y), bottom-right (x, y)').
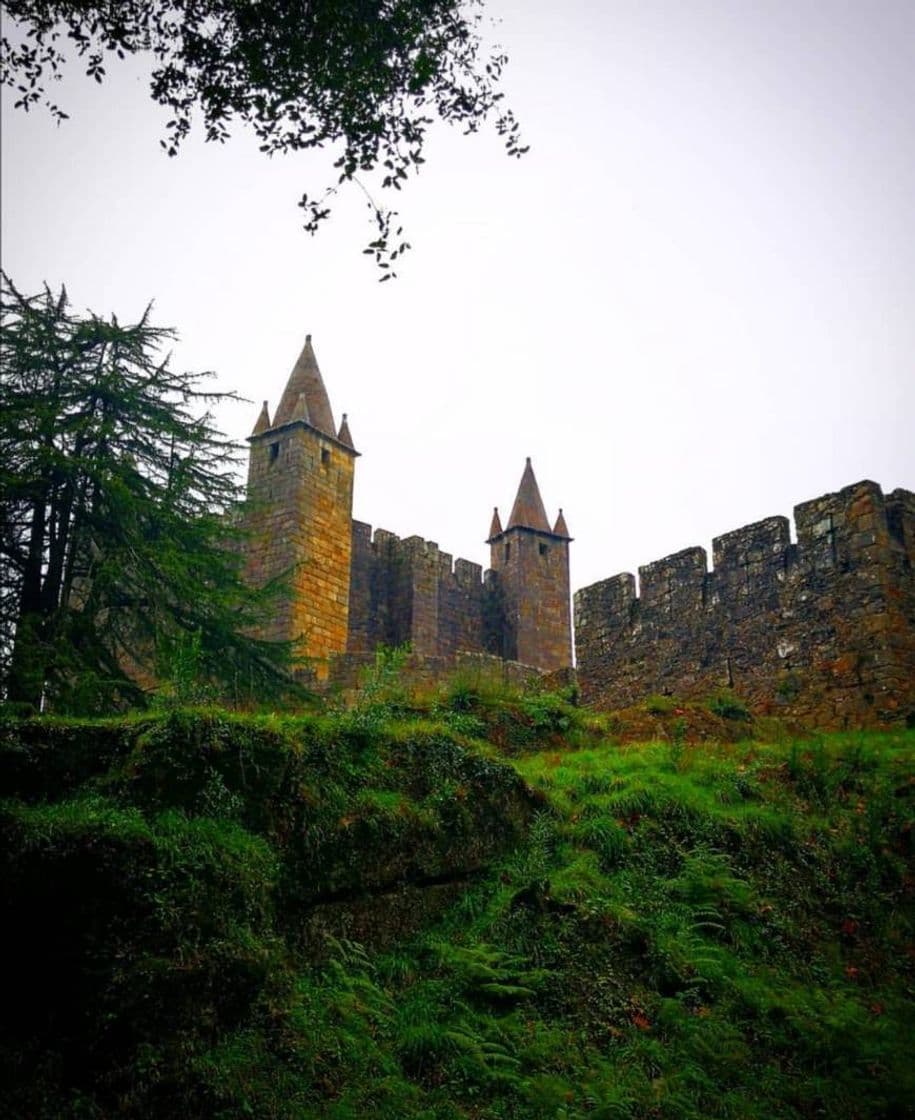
top-left (707, 692), bottom-right (751, 722)
top-left (645, 694), bottom-right (678, 715)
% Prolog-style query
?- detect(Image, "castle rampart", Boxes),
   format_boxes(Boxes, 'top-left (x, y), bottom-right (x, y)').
top-left (242, 340), bottom-right (572, 678)
top-left (575, 480), bottom-right (915, 727)
top-left (347, 521), bottom-right (504, 661)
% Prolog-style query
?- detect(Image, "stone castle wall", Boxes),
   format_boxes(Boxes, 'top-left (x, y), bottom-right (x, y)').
top-left (489, 528), bottom-right (572, 670)
top-left (325, 649), bottom-right (550, 696)
top-left (575, 480), bottom-right (915, 727)
top-left (244, 423), bottom-right (356, 674)
top-left (347, 521), bottom-right (505, 660)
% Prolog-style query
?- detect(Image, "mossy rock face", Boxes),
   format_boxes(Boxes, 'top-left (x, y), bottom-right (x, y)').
top-left (101, 713), bottom-right (538, 900)
top-left (298, 879), bottom-right (474, 957)
top-left (3, 711), bottom-right (537, 882)
top-left (1, 797), bottom-right (282, 1113)
top-left (0, 710), bottom-right (538, 1117)
top-left (0, 715), bottom-right (148, 800)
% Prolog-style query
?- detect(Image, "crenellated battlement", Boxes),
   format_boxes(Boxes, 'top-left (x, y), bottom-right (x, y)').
top-left (352, 522), bottom-right (487, 585)
top-left (241, 337), bottom-right (572, 676)
top-left (236, 335), bottom-right (915, 724)
top-left (347, 520), bottom-right (504, 660)
top-left (575, 480), bottom-right (915, 727)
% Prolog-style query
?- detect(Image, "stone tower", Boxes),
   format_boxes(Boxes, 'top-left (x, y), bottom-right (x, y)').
top-left (487, 459), bottom-right (573, 670)
top-left (243, 336), bottom-right (358, 675)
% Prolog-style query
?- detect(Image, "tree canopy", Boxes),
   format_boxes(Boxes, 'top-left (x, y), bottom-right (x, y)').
top-left (0, 272), bottom-right (297, 712)
top-left (1, 0), bottom-right (526, 275)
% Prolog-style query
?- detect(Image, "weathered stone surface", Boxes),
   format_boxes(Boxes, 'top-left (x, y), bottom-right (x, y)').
top-left (242, 344), bottom-right (573, 679)
top-left (575, 480), bottom-right (915, 728)
top-left (487, 459), bottom-right (573, 672)
top-left (488, 525), bottom-right (573, 671)
top-left (243, 415), bottom-right (357, 678)
top-left (325, 649), bottom-right (547, 695)
top-left (347, 522), bottom-right (500, 660)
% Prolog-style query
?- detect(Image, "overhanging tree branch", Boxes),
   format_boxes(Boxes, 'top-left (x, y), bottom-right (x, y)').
top-left (1, 0), bottom-right (528, 276)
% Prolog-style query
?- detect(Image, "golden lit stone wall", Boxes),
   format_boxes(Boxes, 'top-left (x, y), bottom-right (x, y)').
top-left (244, 422), bottom-right (356, 676)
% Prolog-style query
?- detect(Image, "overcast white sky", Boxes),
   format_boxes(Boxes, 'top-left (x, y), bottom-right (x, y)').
top-left (2, 0), bottom-right (913, 600)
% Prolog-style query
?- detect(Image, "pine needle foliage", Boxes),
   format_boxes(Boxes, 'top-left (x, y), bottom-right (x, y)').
top-left (0, 273), bottom-right (297, 711)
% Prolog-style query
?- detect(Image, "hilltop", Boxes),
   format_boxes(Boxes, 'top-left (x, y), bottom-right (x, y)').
top-left (2, 679), bottom-right (913, 1118)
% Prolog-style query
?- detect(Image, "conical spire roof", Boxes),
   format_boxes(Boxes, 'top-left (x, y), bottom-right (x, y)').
top-left (273, 334), bottom-right (336, 436)
top-left (507, 458), bottom-right (551, 533)
top-left (251, 400), bottom-right (271, 436)
top-left (553, 509), bottom-right (570, 537)
top-left (488, 507), bottom-right (503, 540)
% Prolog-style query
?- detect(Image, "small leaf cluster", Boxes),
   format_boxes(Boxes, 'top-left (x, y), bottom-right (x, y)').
top-left (1, 0), bottom-right (528, 275)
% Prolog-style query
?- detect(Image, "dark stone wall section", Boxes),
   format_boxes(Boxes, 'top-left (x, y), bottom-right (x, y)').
top-left (488, 527), bottom-right (573, 672)
top-left (347, 522), bottom-right (503, 661)
top-left (327, 650), bottom-right (548, 694)
top-left (575, 480), bottom-right (915, 728)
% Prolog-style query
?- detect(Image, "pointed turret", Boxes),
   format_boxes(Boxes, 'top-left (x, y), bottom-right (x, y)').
top-left (488, 507), bottom-right (503, 541)
top-left (506, 458), bottom-right (551, 533)
top-left (251, 400), bottom-right (271, 436)
top-left (242, 335), bottom-right (358, 677)
top-left (273, 334), bottom-right (336, 435)
top-left (337, 413), bottom-right (355, 449)
top-left (553, 509), bottom-right (571, 538)
top-left (489, 459), bottom-right (572, 671)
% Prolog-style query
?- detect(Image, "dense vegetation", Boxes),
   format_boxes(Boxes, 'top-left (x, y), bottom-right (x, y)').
top-left (2, 680), bottom-right (913, 1118)
top-left (1, 273), bottom-right (298, 713)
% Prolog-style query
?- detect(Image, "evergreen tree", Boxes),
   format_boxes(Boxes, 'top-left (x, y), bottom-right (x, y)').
top-left (0, 272), bottom-right (296, 712)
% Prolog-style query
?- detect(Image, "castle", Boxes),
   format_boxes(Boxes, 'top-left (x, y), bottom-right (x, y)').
top-left (243, 338), bottom-right (914, 727)
top-left (242, 337), bottom-right (573, 683)
top-left (575, 480), bottom-right (915, 728)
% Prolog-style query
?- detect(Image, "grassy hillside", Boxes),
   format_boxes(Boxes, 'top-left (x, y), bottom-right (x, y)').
top-left (1, 685), bottom-right (913, 1119)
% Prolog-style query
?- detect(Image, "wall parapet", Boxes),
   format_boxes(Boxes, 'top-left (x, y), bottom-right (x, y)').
top-left (348, 520), bottom-right (503, 661)
top-left (575, 480), bottom-right (915, 728)
top-left (353, 521), bottom-right (488, 586)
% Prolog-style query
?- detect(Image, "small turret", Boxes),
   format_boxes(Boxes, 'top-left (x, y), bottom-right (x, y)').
top-left (488, 507), bottom-right (503, 542)
top-left (337, 413), bottom-right (355, 449)
top-left (251, 400), bottom-right (271, 436)
top-left (488, 459), bottom-right (572, 671)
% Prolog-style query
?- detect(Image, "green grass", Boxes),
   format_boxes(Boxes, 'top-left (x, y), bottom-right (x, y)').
top-left (1, 697), bottom-right (913, 1118)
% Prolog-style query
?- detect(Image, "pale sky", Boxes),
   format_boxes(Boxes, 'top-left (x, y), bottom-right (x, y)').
top-left (2, 0), bottom-right (913, 603)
